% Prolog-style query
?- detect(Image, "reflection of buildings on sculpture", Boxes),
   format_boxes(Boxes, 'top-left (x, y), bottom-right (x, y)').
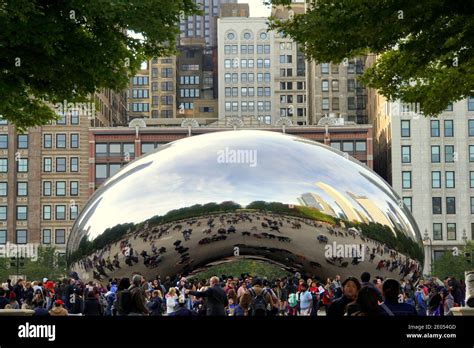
top-left (298, 192), bottom-right (336, 217)
top-left (347, 192), bottom-right (393, 228)
top-left (315, 182), bottom-right (367, 223)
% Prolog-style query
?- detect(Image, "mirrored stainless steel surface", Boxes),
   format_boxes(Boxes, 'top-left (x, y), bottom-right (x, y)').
top-left (68, 130), bottom-right (423, 282)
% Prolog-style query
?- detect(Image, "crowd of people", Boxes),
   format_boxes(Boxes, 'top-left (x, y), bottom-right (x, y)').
top-left (0, 271), bottom-right (466, 316)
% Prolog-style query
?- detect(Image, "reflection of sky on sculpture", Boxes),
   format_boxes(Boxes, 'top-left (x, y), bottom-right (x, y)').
top-left (75, 131), bottom-right (419, 242)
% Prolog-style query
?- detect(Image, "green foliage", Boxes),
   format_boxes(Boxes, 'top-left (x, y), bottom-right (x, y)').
top-left (432, 241), bottom-right (474, 280)
top-left (269, 0), bottom-right (474, 116)
top-left (351, 222), bottom-right (423, 262)
top-left (0, 0), bottom-right (201, 130)
top-left (190, 259), bottom-right (290, 281)
top-left (1, 246), bottom-right (67, 282)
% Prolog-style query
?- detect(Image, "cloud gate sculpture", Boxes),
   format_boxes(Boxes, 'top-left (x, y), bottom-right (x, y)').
top-left (67, 130), bottom-right (423, 283)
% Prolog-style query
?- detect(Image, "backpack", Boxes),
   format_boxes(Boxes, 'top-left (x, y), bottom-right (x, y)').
top-left (248, 288), bottom-right (268, 316)
top-left (119, 289), bottom-right (132, 315)
top-left (288, 293), bottom-right (298, 308)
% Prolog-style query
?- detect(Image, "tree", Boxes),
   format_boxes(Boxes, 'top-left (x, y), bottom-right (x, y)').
top-left (0, 246), bottom-right (67, 282)
top-left (432, 241), bottom-right (474, 280)
top-left (269, 0), bottom-right (474, 117)
top-left (0, 0), bottom-right (200, 131)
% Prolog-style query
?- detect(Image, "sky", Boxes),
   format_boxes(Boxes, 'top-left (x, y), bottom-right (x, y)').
top-left (238, 0), bottom-right (272, 17)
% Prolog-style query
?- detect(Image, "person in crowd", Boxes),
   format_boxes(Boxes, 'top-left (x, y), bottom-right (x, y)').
top-left (114, 277), bottom-right (130, 316)
top-left (327, 277), bottom-right (361, 317)
top-left (147, 290), bottom-right (164, 316)
top-left (128, 274), bottom-right (149, 316)
top-left (0, 289), bottom-right (9, 309)
top-left (379, 279), bottom-right (417, 316)
top-left (83, 291), bottom-right (103, 316)
top-left (186, 276), bottom-right (228, 316)
top-left (247, 278), bottom-right (273, 316)
top-left (169, 295), bottom-right (197, 316)
top-left (166, 287), bottom-right (178, 315)
top-left (49, 300), bottom-right (68, 316)
top-left (346, 286), bottom-right (380, 317)
top-left (297, 283), bottom-right (313, 316)
top-left (33, 300), bottom-right (49, 316)
top-left (360, 272), bottom-right (382, 301)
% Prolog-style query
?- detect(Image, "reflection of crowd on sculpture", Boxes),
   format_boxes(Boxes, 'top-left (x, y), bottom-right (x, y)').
top-left (0, 271), bottom-right (465, 317)
top-left (72, 211), bottom-right (421, 284)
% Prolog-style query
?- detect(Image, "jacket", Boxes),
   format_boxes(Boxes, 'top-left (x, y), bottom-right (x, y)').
top-left (188, 285), bottom-right (228, 316)
top-left (83, 298), bottom-right (103, 316)
top-left (49, 306), bottom-right (68, 316)
top-left (129, 285), bottom-right (149, 315)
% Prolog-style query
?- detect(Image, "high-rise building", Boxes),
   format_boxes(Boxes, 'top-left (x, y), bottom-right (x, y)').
top-left (0, 91), bottom-right (126, 256)
top-left (179, 0), bottom-right (239, 48)
top-left (128, 58), bottom-right (177, 121)
top-left (217, 7), bottom-right (307, 126)
top-left (176, 38), bottom-right (219, 124)
top-left (390, 98), bottom-right (474, 274)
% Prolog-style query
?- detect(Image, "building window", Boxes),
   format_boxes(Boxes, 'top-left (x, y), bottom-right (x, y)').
top-left (430, 120), bottom-right (440, 137)
top-left (56, 133), bottom-right (66, 148)
top-left (42, 229), bottom-right (51, 244)
top-left (401, 120), bottom-right (410, 137)
top-left (445, 145), bottom-right (455, 163)
top-left (55, 229), bottom-right (66, 244)
top-left (16, 230), bottom-right (27, 244)
top-left (431, 146), bottom-right (440, 163)
top-left (55, 205), bottom-right (66, 220)
top-left (402, 171), bottom-right (412, 189)
top-left (70, 134), bottom-right (79, 148)
top-left (0, 135), bottom-right (8, 149)
top-left (109, 164), bottom-right (121, 177)
top-left (332, 80), bottom-right (339, 92)
top-left (71, 157), bottom-right (79, 172)
top-left (0, 182), bottom-right (6, 197)
top-left (445, 171), bottom-right (455, 188)
top-left (43, 158), bottom-right (52, 172)
top-left (0, 159), bottom-right (7, 173)
top-left (432, 171), bottom-right (441, 188)
top-left (56, 112), bottom-right (67, 125)
top-left (71, 110), bottom-right (79, 125)
top-left (341, 142), bottom-right (353, 153)
top-left (43, 134), bottom-right (52, 148)
top-left (16, 206), bottom-right (27, 220)
top-left (401, 146), bottom-right (411, 163)
top-left (17, 134), bottom-right (28, 149)
top-left (321, 80), bottom-right (329, 92)
top-left (43, 205), bottom-right (51, 220)
top-left (469, 96), bottom-right (474, 111)
top-left (469, 120), bottom-right (474, 136)
top-left (17, 182), bottom-right (27, 196)
top-left (470, 145), bottom-right (474, 162)
top-left (321, 63), bottom-right (329, 74)
top-left (95, 164), bottom-right (107, 179)
top-left (17, 159), bottom-right (28, 173)
top-left (446, 197), bottom-right (456, 214)
top-left (447, 223), bottom-right (456, 240)
top-left (433, 223), bottom-right (443, 240)
top-left (402, 197), bottom-right (412, 212)
top-left (432, 197), bottom-right (442, 214)
top-left (471, 172), bottom-right (474, 188)
top-left (0, 230), bottom-right (6, 244)
top-left (444, 120), bottom-right (454, 137)
top-left (56, 157), bottom-right (66, 172)
top-left (322, 98), bottom-right (329, 110)
top-left (70, 181), bottom-right (79, 196)
top-left (355, 141), bottom-right (366, 152)
top-left (70, 205), bottom-right (78, 220)
top-left (56, 181), bottom-right (66, 196)
top-left (471, 197), bottom-right (474, 214)
top-left (95, 143), bottom-right (107, 157)
top-left (43, 181), bottom-right (52, 196)
top-left (0, 206), bottom-right (6, 220)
